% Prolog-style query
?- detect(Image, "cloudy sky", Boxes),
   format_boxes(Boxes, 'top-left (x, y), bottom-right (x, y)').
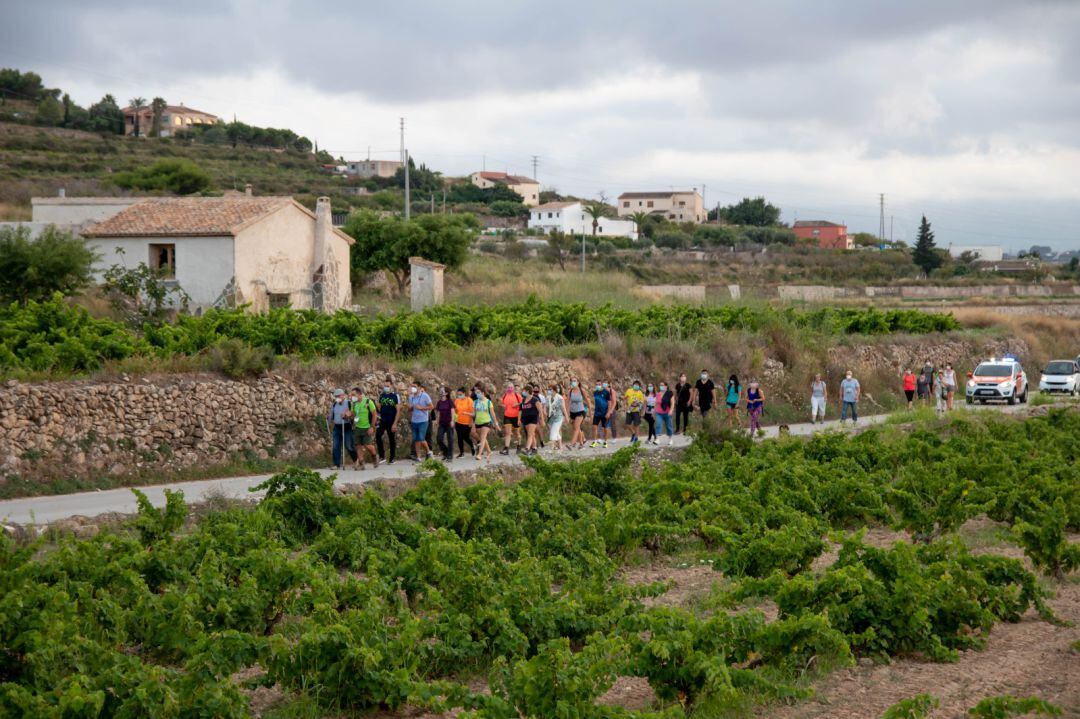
top-left (4, 0), bottom-right (1080, 250)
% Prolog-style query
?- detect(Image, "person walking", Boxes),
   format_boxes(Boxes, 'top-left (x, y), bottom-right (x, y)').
top-left (840, 370), bottom-right (861, 425)
top-left (519, 386), bottom-right (544, 455)
top-left (533, 384), bottom-right (547, 449)
top-left (902, 369), bottom-right (917, 410)
top-left (934, 369), bottom-right (949, 415)
top-left (746, 381), bottom-right (765, 435)
top-left (624, 380), bottom-right (645, 445)
top-left (655, 380), bottom-right (674, 445)
top-left (327, 389), bottom-right (354, 470)
top-left (453, 387), bottom-right (476, 458)
top-left (725, 374), bottom-right (742, 427)
top-left (590, 380), bottom-right (613, 448)
top-left (941, 363), bottom-right (957, 410)
top-left (351, 386), bottom-right (379, 469)
top-left (607, 381), bottom-right (620, 440)
top-left (810, 374), bottom-right (827, 424)
top-left (674, 373), bottom-right (693, 434)
top-left (500, 382), bottom-right (523, 455)
top-left (644, 383), bottom-right (657, 444)
top-left (435, 387), bottom-right (455, 461)
top-left (567, 378), bottom-right (589, 449)
top-left (408, 380), bottom-right (433, 461)
top-left (473, 387), bottom-right (499, 460)
top-left (375, 377), bottom-right (401, 464)
top-left (693, 369), bottom-right (716, 423)
top-left (916, 361), bottom-right (934, 405)
top-left (547, 384), bottom-right (567, 451)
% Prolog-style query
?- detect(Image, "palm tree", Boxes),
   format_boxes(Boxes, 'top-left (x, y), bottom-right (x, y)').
top-left (128, 96), bottom-right (146, 137)
top-left (630, 211), bottom-right (651, 241)
top-left (149, 97), bottom-right (167, 137)
top-left (583, 201), bottom-right (610, 238)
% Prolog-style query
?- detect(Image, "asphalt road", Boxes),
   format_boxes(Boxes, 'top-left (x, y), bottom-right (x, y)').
top-left (0, 403), bottom-right (1028, 526)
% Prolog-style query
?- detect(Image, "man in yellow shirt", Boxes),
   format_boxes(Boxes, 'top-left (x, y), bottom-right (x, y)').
top-left (624, 381), bottom-right (645, 445)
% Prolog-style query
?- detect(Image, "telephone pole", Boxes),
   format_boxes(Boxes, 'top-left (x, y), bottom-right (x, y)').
top-left (531, 155), bottom-right (539, 181)
top-left (878, 193), bottom-right (886, 242)
top-left (399, 118), bottom-right (405, 166)
top-left (404, 149), bottom-right (410, 220)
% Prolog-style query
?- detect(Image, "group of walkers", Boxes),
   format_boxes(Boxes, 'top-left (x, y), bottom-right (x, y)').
top-left (326, 362), bottom-right (962, 469)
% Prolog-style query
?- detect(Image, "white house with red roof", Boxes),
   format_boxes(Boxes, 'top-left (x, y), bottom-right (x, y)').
top-left (468, 171), bottom-right (541, 206)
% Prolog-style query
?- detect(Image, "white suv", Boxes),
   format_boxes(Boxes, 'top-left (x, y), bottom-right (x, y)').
top-left (965, 356), bottom-right (1028, 405)
top-left (1039, 359), bottom-right (1080, 395)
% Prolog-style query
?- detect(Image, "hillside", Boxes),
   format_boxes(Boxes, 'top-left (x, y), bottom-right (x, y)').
top-left (0, 121), bottom-right (365, 214)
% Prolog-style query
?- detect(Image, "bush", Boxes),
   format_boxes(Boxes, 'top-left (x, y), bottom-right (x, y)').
top-left (0, 226), bottom-right (97, 305)
top-left (206, 338), bottom-right (274, 378)
top-left (112, 158), bottom-right (212, 194)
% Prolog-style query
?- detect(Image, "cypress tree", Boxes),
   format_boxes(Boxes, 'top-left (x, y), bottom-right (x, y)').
top-left (912, 215), bottom-right (942, 276)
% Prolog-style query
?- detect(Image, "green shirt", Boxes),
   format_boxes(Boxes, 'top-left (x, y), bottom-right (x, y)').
top-left (351, 398), bottom-right (377, 430)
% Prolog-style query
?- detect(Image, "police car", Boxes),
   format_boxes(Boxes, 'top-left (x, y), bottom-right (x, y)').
top-left (965, 355), bottom-right (1028, 405)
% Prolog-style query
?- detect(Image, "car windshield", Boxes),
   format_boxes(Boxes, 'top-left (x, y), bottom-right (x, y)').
top-left (1045, 361), bottom-right (1075, 375)
top-left (974, 363), bottom-right (1012, 377)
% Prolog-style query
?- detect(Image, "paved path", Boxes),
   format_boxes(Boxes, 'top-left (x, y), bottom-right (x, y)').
top-left (0, 405), bottom-right (1019, 526)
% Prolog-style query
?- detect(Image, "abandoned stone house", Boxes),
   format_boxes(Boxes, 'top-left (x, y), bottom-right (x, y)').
top-left (82, 195), bottom-right (353, 312)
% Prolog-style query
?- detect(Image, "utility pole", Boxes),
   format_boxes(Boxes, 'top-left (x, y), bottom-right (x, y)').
top-left (878, 193), bottom-right (886, 242)
top-left (399, 117), bottom-right (405, 166)
top-left (442, 187), bottom-right (446, 214)
top-left (430, 193), bottom-right (435, 214)
top-left (581, 231), bottom-right (586, 273)
top-left (890, 215), bottom-right (894, 243)
top-left (531, 155), bottom-right (539, 181)
top-left (404, 149), bottom-right (411, 220)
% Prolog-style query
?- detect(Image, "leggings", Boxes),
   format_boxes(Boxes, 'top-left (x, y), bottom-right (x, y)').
top-left (675, 405), bottom-right (691, 433)
top-left (455, 423), bottom-right (475, 455)
top-left (375, 423), bottom-right (396, 462)
top-left (437, 424), bottom-right (454, 458)
top-left (748, 406), bottom-right (763, 433)
top-left (645, 413), bottom-right (656, 441)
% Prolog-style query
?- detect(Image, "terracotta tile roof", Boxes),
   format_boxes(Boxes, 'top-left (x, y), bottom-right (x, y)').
top-left (84, 197), bottom-right (294, 237)
top-left (122, 104), bottom-right (219, 118)
top-left (475, 171), bottom-right (537, 185)
top-left (618, 191), bottom-right (676, 199)
top-left (793, 220), bottom-right (845, 228)
top-left (534, 201), bottom-right (578, 211)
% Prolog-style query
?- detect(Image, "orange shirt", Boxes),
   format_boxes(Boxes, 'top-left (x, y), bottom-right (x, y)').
top-left (454, 397), bottom-right (475, 423)
top-left (903, 373), bottom-right (917, 391)
top-left (501, 391), bottom-right (522, 418)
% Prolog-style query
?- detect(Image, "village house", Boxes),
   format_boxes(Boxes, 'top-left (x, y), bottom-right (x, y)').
top-left (616, 190), bottom-right (705, 223)
top-left (792, 220), bottom-right (851, 249)
top-left (528, 201), bottom-right (638, 239)
top-left (344, 159), bottom-right (403, 178)
top-left (469, 171), bottom-right (541, 206)
top-left (82, 193), bottom-right (352, 313)
top-left (122, 103), bottom-right (220, 137)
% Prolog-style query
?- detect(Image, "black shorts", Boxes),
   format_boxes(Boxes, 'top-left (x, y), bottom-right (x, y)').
top-left (570, 410), bottom-right (586, 420)
top-left (904, 390), bottom-right (915, 401)
top-left (592, 414), bottom-right (611, 427)
top-left (699, 405), bottom-right (712, 415)
top-left (626, 411), bottom-right (641, 426)
top-left (917, 387), bottom-right (929, 398)
top-left (522, 415), bottom-right (539, 427)
top-left (504, 416), bottom-right (519, 428)
top-left (726, 401), bottom-right (737, 410)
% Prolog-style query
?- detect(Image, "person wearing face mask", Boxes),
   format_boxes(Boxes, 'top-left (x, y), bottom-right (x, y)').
top-left (473, 386), bottom-right (499, 460)
top-left (519, 386), bottom-right (544, 455)
top-left (693, 369), bottom-right (715, 424)
top-left (567, 378), bottom-right (590, 449)
top-left (408, 380), bottom-right (433, 461)
top-left (532, 384), bottom-right (547, 449)
top-left (500, 382), bottom-right (523, 455)
top-left (655, 381), bottom-right (674, 445)
top-left (590, 380), bottom-right (613, 448)
top-left (746, 380), bottom-right (765, 434)
top-left (643, 383), bottom-right (658, 444)
top-left (941, 363), bottom-right (957, 410)
top-left (607, 380), bottom-right (621, 440)
top-left (453, 386), bottom-right (476, 458)
top-left (839, 370), bottom-right (861, 426)
top-left (435, 386), bottom-right (455, 462)
top-left (725, 374), bottom-right (742, 428)
top-left (624, 380), bottom-right (645, 445)
top-left (351, 386), bottom-right (379, 469)
top-left (375, 376), bottom-right (400, 464)
top-left (326, 388), bottom-right (355, 470)
top-left (674, 373), bottom-right (693, 434)
top-left (546, 384), bottom-right (566, 451)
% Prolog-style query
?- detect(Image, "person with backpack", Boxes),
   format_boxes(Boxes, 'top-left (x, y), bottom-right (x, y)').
top-left (567, 378), bottom-right (590, 449)
top-left (546, 383), bottom-right (567, 451)
top-left (500, 382), bottom-right (523, 455)
top-left (375, 377), bottom-right (401, 464)
top-left (473, 386), bottom-right (499, 460)
top-left (644, 383), bottom-right (657, 444)
top-left (327, 388), bottom-right (357, 470)
top-left (917, 361), bottom-right (934, 404)
top-left (810, 374), bottom-right (827, 424)
top-left (407, 380), bottom-right (434, 461)
top-left (350, 386), bottom-right (379, 469)
top-left (725, 374), bottom-right (742, 427)
top-left (519, 386), bottom-right (545, 455)
top-left (655, 381), bottom-right (674, 445)
top-left (590, 380), bottom-right (614, 448)
top-left (746, 381), bottom-right (765, 435)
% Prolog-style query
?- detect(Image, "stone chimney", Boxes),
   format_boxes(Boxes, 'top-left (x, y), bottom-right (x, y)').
top-left (244, 183), bottom-right (253, 197)
top-left (311, 197), bottom-right (332, 310)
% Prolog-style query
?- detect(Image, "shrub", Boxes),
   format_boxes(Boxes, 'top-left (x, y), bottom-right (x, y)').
top-left (112, 158), bottom-right (212, 194)
top-left (206, 338), bottom-right (274, 378)
top-left (0, 225), bottom-right (97, 304)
